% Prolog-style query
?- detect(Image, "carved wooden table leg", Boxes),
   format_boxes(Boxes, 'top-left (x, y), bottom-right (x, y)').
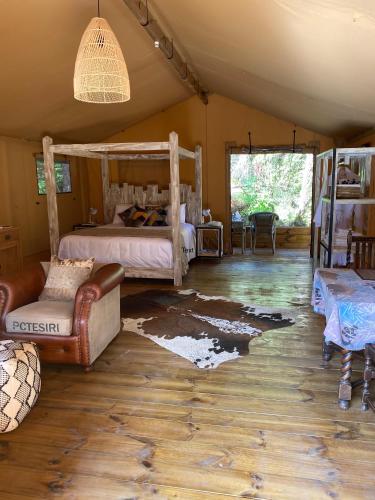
top-left (362, 345), bottom-right (375, 411)
top-left (322, 338), bottom-right (335, 367)
top-left (338, 349), bottom-right (353, 410)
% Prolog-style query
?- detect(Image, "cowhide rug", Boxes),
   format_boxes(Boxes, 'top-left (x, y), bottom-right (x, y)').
top-left (121, 289), bottom-right (295, 369)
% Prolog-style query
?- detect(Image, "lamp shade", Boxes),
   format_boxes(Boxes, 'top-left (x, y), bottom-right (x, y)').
top-left (74, 17), bottom-right (130, 104)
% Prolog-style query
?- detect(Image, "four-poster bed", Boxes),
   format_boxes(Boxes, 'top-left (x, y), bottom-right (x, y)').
top-left (42, 132), bottom-right (202, 286)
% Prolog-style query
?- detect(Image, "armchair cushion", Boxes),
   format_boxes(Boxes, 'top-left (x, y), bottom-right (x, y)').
top-left (6, 301), bottom-right (74, 336)
top-left (39, 256), bottom-right (94, 302)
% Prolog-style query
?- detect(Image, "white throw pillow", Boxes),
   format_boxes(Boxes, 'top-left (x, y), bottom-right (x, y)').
top-left (112, 204), bottom-right (133, 224)
top-left (166, 203), bottom-right (186, 225)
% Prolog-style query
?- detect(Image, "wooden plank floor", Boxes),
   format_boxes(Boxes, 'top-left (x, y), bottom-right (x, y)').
top-left (1, 250), bottom-right (375, 499)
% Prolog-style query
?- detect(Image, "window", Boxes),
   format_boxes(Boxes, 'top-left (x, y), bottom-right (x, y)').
top-left (231, 152), bottom-right (313, 227)
top-left (36, 156), bottom-right (72, 195)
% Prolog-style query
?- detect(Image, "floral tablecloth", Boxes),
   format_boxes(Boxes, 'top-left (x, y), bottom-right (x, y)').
top-left (312, 268), bottom-right (375, 350)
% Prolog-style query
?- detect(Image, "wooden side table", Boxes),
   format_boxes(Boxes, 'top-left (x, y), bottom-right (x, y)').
top-left (196, 224), bottom-right (223, 258)
top-left (0, 226), bottom-right (22, 276)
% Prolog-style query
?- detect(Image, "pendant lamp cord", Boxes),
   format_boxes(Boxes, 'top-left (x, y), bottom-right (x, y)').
top-left (292, 128), bottom-right (296, 153)
top-left (97, 0), bottom-right (100, 17)
top-left (248, 131), bottom-right (252, 155)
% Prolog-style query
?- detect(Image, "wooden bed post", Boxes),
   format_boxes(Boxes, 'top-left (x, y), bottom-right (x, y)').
top-left (169, 131), bottom-right (182, 286)
top-left (195, 145), bottom-right (203, 225)
top-left (101, 154), bottom-right (111, 223)
top-left (42, 136), bottom-right (59, 256)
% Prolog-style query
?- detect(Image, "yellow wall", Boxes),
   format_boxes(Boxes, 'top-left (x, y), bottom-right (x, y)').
top-left (93, 93), bottom-right (333, 248)
top-left (348, 131), bottom-right (375, 148)
top-left (0, 136), bottom-right (89, 258)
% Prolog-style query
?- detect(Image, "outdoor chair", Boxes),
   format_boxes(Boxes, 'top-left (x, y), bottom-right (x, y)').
top-left (248, 212), bottom-right (279, 254)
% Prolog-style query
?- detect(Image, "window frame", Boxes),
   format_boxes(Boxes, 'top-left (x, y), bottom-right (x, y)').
top-left (35, 154), bottom-right (73, 196)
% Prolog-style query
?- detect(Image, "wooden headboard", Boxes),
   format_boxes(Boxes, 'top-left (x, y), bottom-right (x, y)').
top-left (107, 182), bottom-right (201, 225)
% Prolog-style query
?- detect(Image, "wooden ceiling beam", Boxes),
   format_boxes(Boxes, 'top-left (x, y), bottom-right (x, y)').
top-left (108, 153), bottom-right (170, 160)
top-left (122, 0), bottom-right (208, 105)
top-left (51, 142), bottom-right (170, 154)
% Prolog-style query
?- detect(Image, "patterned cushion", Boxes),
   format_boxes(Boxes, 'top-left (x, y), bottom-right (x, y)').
top-left (118, 205), bottom-right (135, 225)
top-left (0, 340), bottom-right (41, 433)
top-left (39, 256), bottom-right (94, 302)
top-left (40, 261), bottom-right (105, 278)
top-left (146, 207), bottom-right (168, 227)
top-left (113, 203), bottom-right (133, 224)
top-left (119, 205), bottom-right (151, 227)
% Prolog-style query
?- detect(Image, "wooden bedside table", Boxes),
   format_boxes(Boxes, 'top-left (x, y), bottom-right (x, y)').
top-left (196, 224), bottom-right (223, 258)
top-left (0, 226), bottom-right (22, 276)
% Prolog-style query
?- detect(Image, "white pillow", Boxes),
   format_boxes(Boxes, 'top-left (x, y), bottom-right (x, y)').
top-left (166, 203), bottom-right (186, 225)
top-left (112, 204), bottom-right (133, 224)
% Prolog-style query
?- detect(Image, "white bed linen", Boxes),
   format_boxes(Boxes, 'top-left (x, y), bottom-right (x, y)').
top-left (58, 223), bottom-right (196, 269)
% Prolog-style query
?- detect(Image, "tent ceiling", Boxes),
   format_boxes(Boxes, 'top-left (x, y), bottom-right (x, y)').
top-left (1, 0), bottom-right (375, 142)
top-left (154, 0), bottom-right (375, 140)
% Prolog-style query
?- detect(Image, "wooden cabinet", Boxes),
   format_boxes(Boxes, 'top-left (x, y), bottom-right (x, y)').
top-left (0, 227), bottom-right (22, 276)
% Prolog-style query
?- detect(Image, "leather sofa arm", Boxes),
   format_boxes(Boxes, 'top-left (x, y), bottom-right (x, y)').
top-left (73, 263), bottom-right (124, 340)
top-left (0, 263), bottom-right (46, 330)
top-left (77, 263), bottom-right (125, 303)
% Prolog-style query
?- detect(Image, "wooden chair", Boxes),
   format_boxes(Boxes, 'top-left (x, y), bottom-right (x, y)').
top-left (249, 212), bottom-right (279, 254)
top-left (346, 230), bottom-right (375, 268)
top-left (346, 230), bottom-right (375, 411)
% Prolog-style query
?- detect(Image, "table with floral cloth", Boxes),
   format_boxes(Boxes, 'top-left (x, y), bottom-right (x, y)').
top-left (312, 268), bottom-right (375, 350)
top-left (312, 268), bottom-right (375, 409)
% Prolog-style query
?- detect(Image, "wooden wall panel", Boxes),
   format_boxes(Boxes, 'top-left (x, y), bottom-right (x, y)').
top-left (232, 227), bottom-right (311, 250)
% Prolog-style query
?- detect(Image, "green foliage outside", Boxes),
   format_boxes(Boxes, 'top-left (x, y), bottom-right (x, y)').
top-left (231, 153), bottom-right (313, 227)
top-left (36, 158), bottom-right (72, 195)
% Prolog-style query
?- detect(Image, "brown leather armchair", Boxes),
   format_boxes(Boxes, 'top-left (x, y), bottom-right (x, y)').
top-left (0, 262), bottom-right (124, 369)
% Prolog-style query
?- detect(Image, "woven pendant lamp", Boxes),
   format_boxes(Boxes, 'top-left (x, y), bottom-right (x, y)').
top-left (74, 15), bottom-right (130, 103)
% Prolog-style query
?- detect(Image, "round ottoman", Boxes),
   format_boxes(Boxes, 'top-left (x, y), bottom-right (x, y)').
top-left (0, 340), bottom-right (41, 433)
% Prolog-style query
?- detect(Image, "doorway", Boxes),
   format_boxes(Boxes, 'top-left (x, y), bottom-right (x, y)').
top-left (230, 151), bottom-right (314, 253)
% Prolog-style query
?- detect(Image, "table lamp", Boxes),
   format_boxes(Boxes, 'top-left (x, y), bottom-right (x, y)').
top-left (202, 208), bottom-right (212, 225)
top-left (88, 207), bottom-right (98, 224)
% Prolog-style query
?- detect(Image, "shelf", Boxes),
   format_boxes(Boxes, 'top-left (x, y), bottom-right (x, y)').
top-left (322, 196), bottom-right (375, 205)
top-left (317, 147), bottom-right (375, 159)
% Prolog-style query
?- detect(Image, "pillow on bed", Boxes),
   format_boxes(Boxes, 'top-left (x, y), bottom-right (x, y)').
top-left (119, 205), bottom-right (151, 227)
top-left (39, 256), bottom-right (95, 302)
top-left (113, 204), bottom-right (133, 224)
top-left (166, 203), bottom-right (186, 225)
top-left (118, 206), bottom-right (135, 225)
top-left (146, 207), bottom-right (168, 227)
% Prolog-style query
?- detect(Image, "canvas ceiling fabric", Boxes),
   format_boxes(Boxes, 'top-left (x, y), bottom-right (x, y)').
top-left (1, 0), bottom-right (375, 139)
